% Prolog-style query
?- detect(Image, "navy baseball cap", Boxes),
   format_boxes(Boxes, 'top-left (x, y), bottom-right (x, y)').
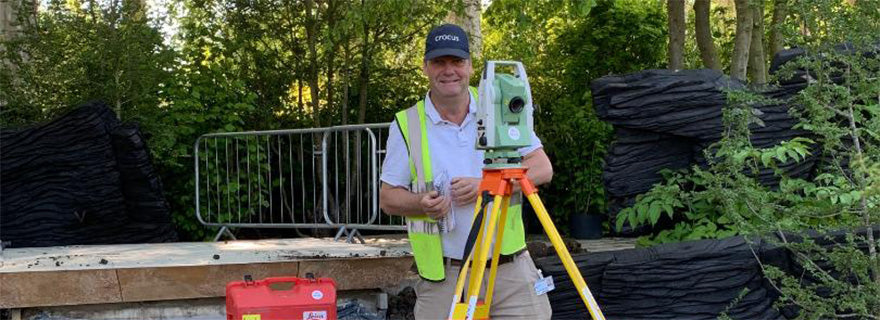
top-left (424, 24), bottom-right (470, 60)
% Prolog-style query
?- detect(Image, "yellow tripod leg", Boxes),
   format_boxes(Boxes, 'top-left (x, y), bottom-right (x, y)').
top-left (463, 209), bottom-right (486, 314)
top-left (448, 195), bottom-right (485, 320)
top-left (464, 195), bottom-right (504, 320)
top-left (483, 194), bottom-right (510, 308)
top-left (525, 193), bottom-right (606, 320)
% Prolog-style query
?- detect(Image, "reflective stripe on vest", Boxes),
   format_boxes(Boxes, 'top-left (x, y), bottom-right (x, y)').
top-left (394, 87), bottom-right (525, 281)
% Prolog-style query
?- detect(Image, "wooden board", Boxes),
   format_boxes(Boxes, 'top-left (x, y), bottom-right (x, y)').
top-left (0, 237), bottom-right (410, 273)
top-left (0, 237), bottom-right (413, 308)
top-left (298, 257), bottom-right (414, 291)
top-left (0, 269), bottom-right (122, 308)
top-left (116, 262), bottom-right (300, 301)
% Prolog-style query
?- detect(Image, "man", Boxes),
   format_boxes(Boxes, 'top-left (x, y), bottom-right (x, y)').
top-left (379, 24), bottom-right (553, 319)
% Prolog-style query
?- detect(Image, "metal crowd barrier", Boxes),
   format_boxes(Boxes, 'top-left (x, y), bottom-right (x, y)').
top-left (194, 123), bottom-right (406, 242)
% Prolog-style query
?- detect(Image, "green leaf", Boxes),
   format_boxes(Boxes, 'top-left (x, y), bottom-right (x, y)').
top-left (615, 213), bottom-right (626, 232)
top-left (662, 203), bottom-right (674, 219)
top-left (862, 128), bottom-right (880, 140)
top-left (839, 193), bottom-right (851, 205)
top-left (717, 229), bottom-right (737, 238)
top-left (753, 117), bottom-right (766, 128)
top-left (733, 150), bottom-right (749, 163)
top-left (804, 183), bottom-right (816, 195)
top-left (576, 0), bottom-right (598, 17)
top-left (761, 152), bottom-right (774, 167)
top-left (849, 190), bottom-right (862, 201)
top-left (786, 149), bottom-right (800, 162)
top-left (649, 202), bottom-right (661, 226)
top-left (686, 227), bottom-right (705, 240)
top-left (775, 148), bottom-right (788, 163)
top-left (628, 208), bottom-right (638, 227)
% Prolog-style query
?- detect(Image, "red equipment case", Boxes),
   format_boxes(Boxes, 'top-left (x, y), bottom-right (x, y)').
top-left (226, 274), bottom-right (337, 320)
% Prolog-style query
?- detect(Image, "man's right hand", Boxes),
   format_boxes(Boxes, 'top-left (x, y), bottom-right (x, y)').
top-left (420, 191), bottom-right (451, 220)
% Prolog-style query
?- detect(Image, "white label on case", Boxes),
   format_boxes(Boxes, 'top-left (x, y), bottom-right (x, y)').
top-left (303, 311), bottom-right (327, 320)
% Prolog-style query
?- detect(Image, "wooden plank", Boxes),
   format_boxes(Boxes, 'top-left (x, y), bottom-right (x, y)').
top-left (298, 257), bottom-right (414, 291)
top-left (0, 237), bottom-right (413, 308)
top-left (0, 270), bottom-right (122, 308)
top-left (0, 237), bottom-right (421, 308)
top-left (0, 238), bottom-right (410, 273)
top-left (116, 262), bottom-right (299, 302)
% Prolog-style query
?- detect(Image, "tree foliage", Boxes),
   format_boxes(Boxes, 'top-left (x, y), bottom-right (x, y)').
top-left (482, 0), bottom-right (666, 232)
top-left (0, 0), bottom-right (175, 127)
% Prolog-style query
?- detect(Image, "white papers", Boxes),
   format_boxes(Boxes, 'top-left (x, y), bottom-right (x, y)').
top-left (433, 170), bottom-right (456, 233)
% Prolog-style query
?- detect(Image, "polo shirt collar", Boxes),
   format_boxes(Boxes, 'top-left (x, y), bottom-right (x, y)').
top-left (423, 90), bottom-right (477, 125)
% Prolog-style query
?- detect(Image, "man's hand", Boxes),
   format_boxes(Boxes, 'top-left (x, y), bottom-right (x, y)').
top-left (420, 191), bottom-right (451, 220)
top-left (451, 177), bottom-right (480, 205)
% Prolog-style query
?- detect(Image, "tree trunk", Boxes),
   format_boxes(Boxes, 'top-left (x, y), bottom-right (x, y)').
top-left (748, 0), bottom-right (766, 85)
top-left (730, 0), bottom-right (753, 81)
top-left (341, 42), bottom-right (351, 125)
top-left (0, 0), bottom-right (13, 109)
top-left (1, 0), bottom-right (37, 41)
top-left (356, 27), bottom-right (371, 124)
top-left (304, 0), bottom-right (322, 127)
top-left (114, 71), bottom-right (123, 120)
top-left (1, 0), bottom-right (18, 41)
top-left (326, 54), bottom-right (336, 126)
top-left (844, 103), bottom-right (878, 283)
top-left (694, 0), bottom-right (720, 70)
top-left (768, 0), bottom-right (788, 60)
top-left (324, 0), bottom-right (340, 126)
top-left (325, 49), bottom-right (336, 126)
top-left (298, 78), bottom-right (303, 111)
top-left (666, 0), bottom-right (685, 70)
top-left (446, 0), bottom-right (481, 60)
top-left (356, 74), bottom-right (368, 123)
top-left (356, 2), bottom-right (373, 125)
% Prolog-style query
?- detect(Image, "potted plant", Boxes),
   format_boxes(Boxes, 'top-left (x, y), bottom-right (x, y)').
top-left (568, 143), bottom-right (605, 240)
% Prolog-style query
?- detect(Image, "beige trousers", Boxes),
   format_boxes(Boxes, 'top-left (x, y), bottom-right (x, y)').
top-left (414, 251), bottom-right (552, 320)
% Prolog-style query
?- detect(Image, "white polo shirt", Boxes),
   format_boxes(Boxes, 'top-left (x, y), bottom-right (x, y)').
top-left (380, 90), bottom-right (543, 259)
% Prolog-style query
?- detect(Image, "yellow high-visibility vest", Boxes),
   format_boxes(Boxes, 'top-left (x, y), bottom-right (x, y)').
top-left (394, 86), bottom-right (526, 281)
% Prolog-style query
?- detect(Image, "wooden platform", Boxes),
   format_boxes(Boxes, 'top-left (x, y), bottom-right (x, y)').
top-left (0, 234), bottom-right (637, 311)
top-left (0, 237), bottom-right (414, 309)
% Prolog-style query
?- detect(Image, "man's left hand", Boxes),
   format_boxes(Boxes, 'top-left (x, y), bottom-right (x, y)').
top-left (451, 177), bottom-right (480, 205)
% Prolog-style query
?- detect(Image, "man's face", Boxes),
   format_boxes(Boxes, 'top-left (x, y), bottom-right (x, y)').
top-left (423, 56), bottom-right (473, 99)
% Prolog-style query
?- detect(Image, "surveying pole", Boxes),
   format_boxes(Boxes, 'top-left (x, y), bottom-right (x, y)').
top-left (446, 61), bottom-right (605, 320)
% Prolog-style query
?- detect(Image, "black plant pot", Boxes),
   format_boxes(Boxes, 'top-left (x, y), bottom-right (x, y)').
top-left (569, 213), bottom-right (603, 240)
